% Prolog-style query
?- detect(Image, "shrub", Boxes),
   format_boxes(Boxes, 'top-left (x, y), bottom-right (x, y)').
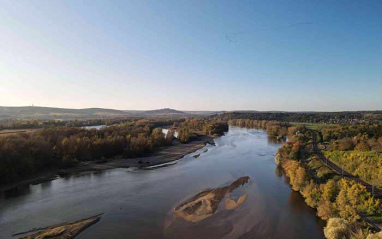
top-left (324, 218), bottom-right (350, 239)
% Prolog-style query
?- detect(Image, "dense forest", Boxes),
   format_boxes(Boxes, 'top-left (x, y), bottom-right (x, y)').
top-left (0, 118), bottom-right (228, 184)
top-left (0, 117), bottom-right (186, 130)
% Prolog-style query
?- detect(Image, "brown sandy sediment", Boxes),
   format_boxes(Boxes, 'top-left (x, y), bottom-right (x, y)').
top-left (225, 194), bottom-right (248, 210)
top-left (173, 176), bottom-right (250, 222)
top-left (1, 136), bottom-right (214, 193)
top-left (13, 214), bottom-right (103, 239)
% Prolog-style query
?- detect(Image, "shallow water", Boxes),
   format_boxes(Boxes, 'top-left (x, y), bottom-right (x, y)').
top-left (0, 126), bottom-right (325, 239)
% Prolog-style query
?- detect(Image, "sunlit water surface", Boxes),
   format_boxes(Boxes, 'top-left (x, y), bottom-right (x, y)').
top-left (0, 127), bottom-right (325, 239)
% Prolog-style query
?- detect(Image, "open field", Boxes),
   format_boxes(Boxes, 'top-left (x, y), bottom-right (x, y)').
top-left (290, 122), bottom-right (339, 130)
top-left (0, 129), bottom-right (36, 137)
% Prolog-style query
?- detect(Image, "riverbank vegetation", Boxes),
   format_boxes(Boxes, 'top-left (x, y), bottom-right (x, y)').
top-left (0, 118), bottom-right (227, 184)
top-left (176, 119), bottom-right (228, 143)
top-left (0, 119), bottom-right (171, 183)
top-left (276, 125), bottom-right (382, 238)
top-left (231, 119), bottom-right (382, 238)
top-left (279, 146), bottom-right (381, 222)
top-left (324, 218), bottom-right (382, 239)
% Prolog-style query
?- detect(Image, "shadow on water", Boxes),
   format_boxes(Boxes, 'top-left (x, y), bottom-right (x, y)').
top-left (288, 191), bottom-right (327, 231)
top-left (41, 181), bottom-right (52, 189)
top-left (275, 159), bottom-right (327, 237)
top-left (1, 185), bottom-right (31, 199)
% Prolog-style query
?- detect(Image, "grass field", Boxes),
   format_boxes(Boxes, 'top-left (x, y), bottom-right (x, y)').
top-left (0, 129), bottom-right (36, 137)
top-left (290, 122), bottom-right (339, 130)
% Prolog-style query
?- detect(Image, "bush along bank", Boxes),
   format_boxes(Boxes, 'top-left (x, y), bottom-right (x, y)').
top-left (276, 127), bottom-right (382, 239)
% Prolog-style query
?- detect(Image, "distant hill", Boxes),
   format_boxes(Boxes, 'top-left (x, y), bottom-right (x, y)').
top-left (143, 108), bottom-right (187, 115)
top-left (0, 106), bottom-right (129, 120)
top-left (2, 106), bottom-right (380, 122)
top-left (0, 106), bottom-right (218, 121)
top-left (124, 108), bottom-right (190, 117)
top-left (184, 110), bottom-right (225, 116)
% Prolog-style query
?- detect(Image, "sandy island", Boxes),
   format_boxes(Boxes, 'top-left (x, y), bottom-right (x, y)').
top-left (173, 176), bottom-right (250, 223)
top-left (13, 214), bottom-right (103, 239)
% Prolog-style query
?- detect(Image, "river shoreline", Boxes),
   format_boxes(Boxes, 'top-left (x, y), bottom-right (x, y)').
top-left (0, 127), bottom-right (326, 239)
top-left (0, 135), bottom-right (214, 193)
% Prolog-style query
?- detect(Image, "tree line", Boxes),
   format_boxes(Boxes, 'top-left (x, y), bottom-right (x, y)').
top-left (0, 117), bottom-right (185, 130)
top-left (0, 119), bottom-right (174, 183)
top-left (0, 118), bottom-right (229, 184)
top-left (228, 119), bottom-right (289, 138)
top-left (210, 111), bottom-right (382, 125)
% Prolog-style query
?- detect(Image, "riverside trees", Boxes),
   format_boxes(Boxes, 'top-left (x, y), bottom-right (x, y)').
top-left (0, 118), bottom-right (230, 184)
top-left (176, 119), bottom-right (228, 143)
top-left (0, 121), bottom-right (170, 183)
top-left (231, 119), bottom-right (382, 238)
top-left (276, 125), bottom-right (382, 238)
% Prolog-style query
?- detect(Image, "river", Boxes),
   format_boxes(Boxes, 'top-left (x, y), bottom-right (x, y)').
top-left (0, 126), bottom-right (325, 239)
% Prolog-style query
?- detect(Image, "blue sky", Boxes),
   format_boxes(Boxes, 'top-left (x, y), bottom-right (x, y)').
top-left (0, 0), bottom-right (381, 111)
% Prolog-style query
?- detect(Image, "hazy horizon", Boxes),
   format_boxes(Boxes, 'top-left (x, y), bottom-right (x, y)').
top-left (1, 104), bottom-right (382, 113)
top-left (1, 1), bottom-right (381, 111)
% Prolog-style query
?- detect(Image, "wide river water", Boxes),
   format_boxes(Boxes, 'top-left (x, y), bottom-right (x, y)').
top-left (0, 126), bottom-right (325, 239)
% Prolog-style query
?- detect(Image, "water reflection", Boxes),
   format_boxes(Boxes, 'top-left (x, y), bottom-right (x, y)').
top-left (274, 166), bottom-right (284, 178)
top-left (267, 135), bottom-right (286, 145)
top-left (41, 181), bottom-right (52, 190)
top-left (1, 185), bottom-right (31, 200)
